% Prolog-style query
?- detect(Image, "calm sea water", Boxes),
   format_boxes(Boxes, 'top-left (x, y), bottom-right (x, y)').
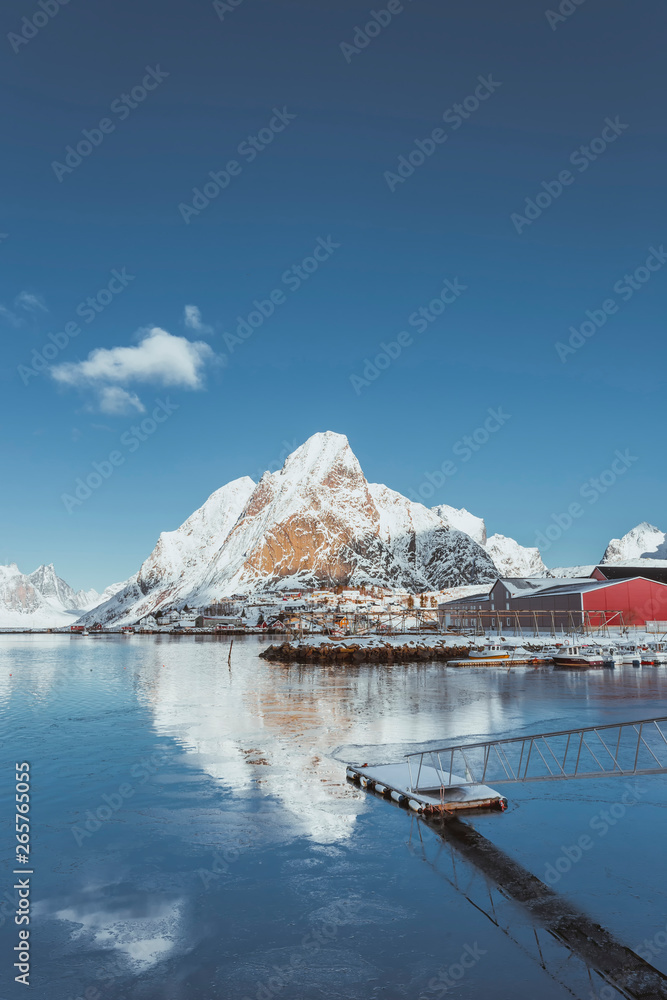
top-left (0, 634), bottom-right (666, 999)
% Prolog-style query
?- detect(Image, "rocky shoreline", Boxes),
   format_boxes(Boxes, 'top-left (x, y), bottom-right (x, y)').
top-left (259, 641), bottom-right (472, 664)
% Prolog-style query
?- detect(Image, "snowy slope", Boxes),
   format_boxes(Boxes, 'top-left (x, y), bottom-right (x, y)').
top-left (79, 477), bottom-right (256, 626)
top-left (601, 523), bottom-right (667, 563)
top-left (77, 432), bottom-right (498, 625)
top-left (90, 581), bottom-right (126, 606)
top-left (368, 484), bottom-right (496, 590)
top-left (485, 534), bottom-right (548, 578)
top-left (431, 504), bottom-right (486, 545)
top-left (137, 477), bottom-right (256, 598)
top-left (431, 507), bottom-right (549, 577)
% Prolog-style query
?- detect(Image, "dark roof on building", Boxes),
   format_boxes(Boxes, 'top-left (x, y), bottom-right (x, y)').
top-left (595, 564), bottom-right (667, 584)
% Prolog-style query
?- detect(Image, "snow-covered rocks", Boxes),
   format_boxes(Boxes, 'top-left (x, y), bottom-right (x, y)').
top-left (549, 565), bottom-right (596, 579)
top-left (485, 534), bottom-right (548, 578)
top-left (431, 505), bottom-right (487, 545)
top-left (432, 507), bottom-right (548, 577)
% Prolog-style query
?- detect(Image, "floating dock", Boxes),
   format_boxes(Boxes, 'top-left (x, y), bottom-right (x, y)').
top-left (447, 656), bottom-right (546, 667)
top-left (346, 762), bottom-right (507, 814)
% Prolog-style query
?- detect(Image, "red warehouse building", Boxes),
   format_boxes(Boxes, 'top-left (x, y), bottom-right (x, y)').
top-left (439, 574), bottom-right (667, 629)
top-left (582, 576), bottom-right (667, 626)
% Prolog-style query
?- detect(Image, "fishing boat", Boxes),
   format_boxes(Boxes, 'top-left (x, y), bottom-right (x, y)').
top-left (468, 643), bottom-right (510, 660)
top-left (615, 644), bottom-right (643, 664)
top-left (552, 644), bottom-right (604, 668)
top-left (599, 646), bottom-right (622, 668)
top-left (641, 642), bottom-right (667, 665)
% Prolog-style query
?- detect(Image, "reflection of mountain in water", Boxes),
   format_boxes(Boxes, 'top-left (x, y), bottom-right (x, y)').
top-left (137, 638), bottom-right (540, 846)
top-left (142, 641), bottom-right (368, 844)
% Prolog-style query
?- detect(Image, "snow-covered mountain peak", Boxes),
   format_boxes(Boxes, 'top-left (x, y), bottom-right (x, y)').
top-left (77, 432), bottom-right (498, 624)
top-left (601, 522), bottom-right (667, 563)
top-left (277, 431), bottom-right (359, 486)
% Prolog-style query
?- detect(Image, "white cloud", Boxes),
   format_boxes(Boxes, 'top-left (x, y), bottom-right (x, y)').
top-left (50, 326), bottom-right (217, 413)
top-left (98, 387), bottom-right (146, 415)
top-left (0, 304), bottom-right (22, 327)
top-left (0, 291), bottom-right (48, 326)
top-left (16, 291), bottom-right (47, 313)
top-left (184, 304), bottom-right (213, 335)
top-left (52, 327), bottom-right (215, 389)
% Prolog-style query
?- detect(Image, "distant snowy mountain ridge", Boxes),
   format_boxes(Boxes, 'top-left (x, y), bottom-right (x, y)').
top-left (0, 563), bottom-right (123, 628)
top-left (601, 522), bottom-right (667, 564)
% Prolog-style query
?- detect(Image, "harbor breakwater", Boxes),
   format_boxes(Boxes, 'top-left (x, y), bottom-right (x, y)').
top-left (259, 640), bottom-right (471, 664)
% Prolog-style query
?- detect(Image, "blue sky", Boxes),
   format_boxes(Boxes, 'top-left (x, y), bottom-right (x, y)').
top-left (1, 0), bottom-right (665, 590)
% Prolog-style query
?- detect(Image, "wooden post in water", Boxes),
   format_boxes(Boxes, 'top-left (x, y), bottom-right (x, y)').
top-left (228, 640), bottom-right (233, 667)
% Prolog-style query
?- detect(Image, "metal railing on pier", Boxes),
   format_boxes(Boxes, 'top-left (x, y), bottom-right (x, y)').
top-left (405, 716), bottom-right (667, 790)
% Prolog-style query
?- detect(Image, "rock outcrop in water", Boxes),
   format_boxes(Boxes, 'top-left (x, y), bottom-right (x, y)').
top-left (260, 641), bottom-right (471, 664)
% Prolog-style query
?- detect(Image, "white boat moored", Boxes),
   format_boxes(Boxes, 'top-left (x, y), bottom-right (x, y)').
top-left (553, 644), bottom-right (604, 667)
